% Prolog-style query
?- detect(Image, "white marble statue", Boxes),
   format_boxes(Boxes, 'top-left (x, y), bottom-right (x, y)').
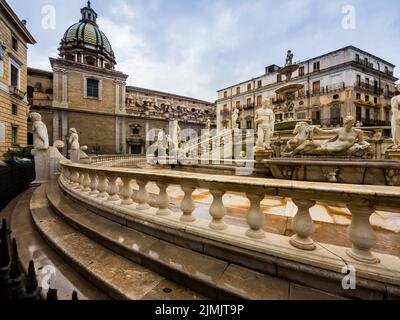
top-left (29, 112), bottom-right (66, 184)
top-left (255, 101), bottom-right (275, 151)
top-left (231, 107), bottom-right (240, 129)
top-left (206, 118), bottom-right (211, 131)
top-left (289, 116), bottom-right (372, 158)
top-left (68, 128), bottom-right (80, 162)
top-left (30, 112), bottom-right (49, 150)
top-left (391, 93), bottom-right (400, 149)
top-left (171, 120), bottom-right (181, 151)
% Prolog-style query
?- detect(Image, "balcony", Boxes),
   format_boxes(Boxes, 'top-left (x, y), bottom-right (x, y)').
top-left (354, 59), bottom-right (395, 77)
top-left (9, 86), bottom-right (26, 100)
top-left (359, 118), bottom-right (391, 127)
top-left (354, 82), bottom-right (384, 95)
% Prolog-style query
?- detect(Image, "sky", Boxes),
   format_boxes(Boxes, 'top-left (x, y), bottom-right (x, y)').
top-left (8, 0), bottom-right (400, 102)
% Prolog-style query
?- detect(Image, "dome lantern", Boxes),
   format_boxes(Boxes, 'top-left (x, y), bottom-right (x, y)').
top-left (80, 1), bottom-right (98, 25)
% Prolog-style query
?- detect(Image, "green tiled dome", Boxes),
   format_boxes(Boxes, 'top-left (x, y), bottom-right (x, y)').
top-left (62, 21), bottom-right (114, 56)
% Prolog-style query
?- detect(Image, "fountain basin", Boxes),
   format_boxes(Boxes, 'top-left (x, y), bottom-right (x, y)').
top-left (264, 158), bottom-right (400, 186)
top-left (275, 118), bottom-right (312, 131)
top-left (275, 83), bottom-right (304, 95)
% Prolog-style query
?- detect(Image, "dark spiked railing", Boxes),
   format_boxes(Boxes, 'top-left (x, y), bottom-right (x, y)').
top-left (0, 218), bottom-right (78, 301)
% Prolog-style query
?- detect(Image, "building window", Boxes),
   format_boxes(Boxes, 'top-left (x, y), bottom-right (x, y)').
top-left (256, 95), bottom-right (262, 106)
top-left (374, 97), bottom-right (378, 104)
top-left (86, 78), bottom-right (99, 98)
top-left (246, 120), bottom-right (252, 130)
top-left (356, 93), bottom-right (361, 100)
top-left (313, 61), bottom-right (320, 72)
top-left (12, 104), bottom-right (17, 115)
top-left (12, 37), bottom-right (18, 51)
top-left (236, 87), bottom-right (240, 95)
top-left (246, 98), bottom-right (252, 107)
top-left (298, 66), bottom-right (305, 76)
top-left (247, 83), bottom-right (252, 91)
top-left (277, 74), bottom-right (282, 82)
top-left (366, 109), bottom-right (370, 121)
top-left (236, 101), bottom-right (240, 109)
top-left (364, 57), bottom-right (368, 66)
top-left (365, 78), bottom-right (370, 89)
top-left (365, 95), bottom-right (369, 102)
top-left (356, 75), bottom-right (361, 86)
top-left (10, 64), bottom-right (19, 88)
top-left (223, 91), bottom-right (227, 98)
top-left (11, 126), bottom-right (17, 145)
top-left (257, 80), bottom-right (262, 88)
top-left (312, 81), bottom-right (320, 94)
top-left (355, 54), bottom-right (360, 63)
top-left (356, 106), bottom-right (362, 121)
top-left (132, 127), bottom-right (140, 135)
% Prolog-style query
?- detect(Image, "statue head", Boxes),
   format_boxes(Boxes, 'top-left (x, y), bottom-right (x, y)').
top-left (29, 112), bottom-right (42, 122)
top-left (69, 128), bottom-right (77, 134)
top-left (395, 86), bottom-right (400, 96)
top-left (343, 115), bottom-right (356, 129)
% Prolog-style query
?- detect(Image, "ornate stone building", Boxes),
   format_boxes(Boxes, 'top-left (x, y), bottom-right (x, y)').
top-left (0, 0), bottom-right (35, 159)
top-left (216, 46), bottom-right (398, 132)
top-left (28, 2), bottom-right (215, 155)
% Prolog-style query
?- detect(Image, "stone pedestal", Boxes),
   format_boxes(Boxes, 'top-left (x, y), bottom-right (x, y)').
top-left (70, 149), bottom-right (80, 163)
top-left (31, 150), bottom-right (50, 185)
top-left (386, 148), bottom-right (400, 160)
top-left (254, 149), bottom-right (274, 168)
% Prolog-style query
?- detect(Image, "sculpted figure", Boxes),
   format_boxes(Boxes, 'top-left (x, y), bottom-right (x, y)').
top-left (171, 120), bottom-right (181, 150)
top-left (391, 92), bottom-right (400, 149)
top-left (231, 107), bottom-right (240, 129)
top-left (68, 128), bottom-right (80, 151)
top-left (285, 50), bottom-right (294, 66)
top-left (290, 116), bottom-right (372, 157)
top-left (30, 113), bottom-right (49, 151)
top-left (255, 101), bottom-right (275, 150)
top-left (282, 122), bottom-right (312, 156)
top-left (206, 118), bottom-right (211, 131)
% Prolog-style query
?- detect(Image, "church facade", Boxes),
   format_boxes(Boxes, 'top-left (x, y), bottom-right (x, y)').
top-left (28, 2), bottom-right (215, 156)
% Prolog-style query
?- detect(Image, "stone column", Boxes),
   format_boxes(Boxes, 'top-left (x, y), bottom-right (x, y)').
top-left (107, 176), bottom-right (120, 202)
top-left (136, 179), bottom-right (150, 210)
top-left (97, 175), bottom-right (109, 199)
top-left (180, 183), bottom-right (196, 223)
top-left (209, 189), bottom-right (227, 230)
top-left (245, 193), bottom-right (265, 239)
top-left (156, 183), bottom-right (171, 216)
top-left (347, 204), bottom-right (379, 264)
top-left (289, 199), bottom-right (316, 251)
top-left (120, 177), bottom-right (133, 205)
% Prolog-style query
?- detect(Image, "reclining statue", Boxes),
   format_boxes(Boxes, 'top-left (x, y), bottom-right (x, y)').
top-left (283, 116), bottom-right (372, 158)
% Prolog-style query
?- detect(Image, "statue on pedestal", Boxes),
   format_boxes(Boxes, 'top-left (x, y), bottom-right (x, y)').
top-left (30, 113), bottom-right (49, 151)
top-left (170, 120), bottom-right (181, 151)
top-left (255, 101), bottom-right (275, 151)
top-left (287, 116), bottom-right (372, 158)
top-left (29, 112), bottom-right (66, 184)
top-left (285, 50), bottom-right (294, 66)
top-left (231, 107), bottom-right (240, 130)
top-left (391, 93), bottom-right (400, 150)
top-left (68, 128), bottom-right (80, 162)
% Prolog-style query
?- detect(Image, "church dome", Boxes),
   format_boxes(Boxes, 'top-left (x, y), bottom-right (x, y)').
top-left (59, 1), bottom-right (116, 69)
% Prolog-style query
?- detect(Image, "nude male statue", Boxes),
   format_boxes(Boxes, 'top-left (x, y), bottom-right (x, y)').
top-left (255, 101), bottom-right (275, 151)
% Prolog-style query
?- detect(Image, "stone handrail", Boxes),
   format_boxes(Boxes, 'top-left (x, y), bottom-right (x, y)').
top-left (59, 159), bottom-right (400, 269)
top-left (88, 155), bottom-right (147, 167)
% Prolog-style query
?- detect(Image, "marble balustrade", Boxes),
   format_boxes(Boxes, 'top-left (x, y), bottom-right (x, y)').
top-left (59, 160), bottom-right (400, 265)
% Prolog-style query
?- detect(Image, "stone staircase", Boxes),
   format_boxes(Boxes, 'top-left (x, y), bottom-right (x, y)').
top-left (3, 179), bottom-right (359, 300)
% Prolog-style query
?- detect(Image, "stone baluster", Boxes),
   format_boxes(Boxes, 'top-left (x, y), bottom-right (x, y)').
top-left (97, 175), bottom-right (109, 199)
top-left (77, 171), bottom-right (85, 190)
top-left (346, 203), bottom-right (379, 264)
top-left (120, 177), bottom-right (133, 205)
top-left (180, 183), bottom-right (196, 223)
top-left (209, 189), bottom-right (227, 230)
top-left (62, 167), bottom-right (71, 184)
top-left (289, 199), bottom-right (316, 251)
top-left (245, 193), bottom-right (266, 239)
top-left (71, 170), bottom-right (80, 189)
top-left (156, 183), bottom-right (171, 216)
top-left (89, 173), bottom-right (99, 196)
top-left (107, 176), bottom-right (120, 202)
top-left (136, 179), bottom-right (150, 210)
top-left (82, 172), bottom-right (91, 193)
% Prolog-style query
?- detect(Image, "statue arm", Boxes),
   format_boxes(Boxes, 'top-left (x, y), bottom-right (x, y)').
top-left (356, 129), bottom-right (369, 145)
top-left (34, 123), bottom-right (46, 143)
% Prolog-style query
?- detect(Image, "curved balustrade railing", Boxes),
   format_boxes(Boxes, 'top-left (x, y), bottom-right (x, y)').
top-left (88, 155), bottom-right (147, 168)
top-left (58, 159), bottom-right (400, 274)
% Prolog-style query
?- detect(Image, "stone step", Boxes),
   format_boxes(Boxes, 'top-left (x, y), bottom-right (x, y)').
top-left (47, 179), bottom-right (344, 300)
top-left (30, 185), bottom-right (205, 300)
top-left (9, 189), bottom-right (108, 300)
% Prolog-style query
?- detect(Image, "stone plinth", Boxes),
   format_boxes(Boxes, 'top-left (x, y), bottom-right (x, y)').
top-left (31, 150), bottom-right (50, 185)
top-left (386, 149), bottom-right (400, 160)
top-left (254, 149), bottom-right (273, 168)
